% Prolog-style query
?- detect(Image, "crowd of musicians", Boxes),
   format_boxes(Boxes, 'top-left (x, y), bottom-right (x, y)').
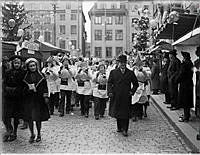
top-left (2, 46), bottom-right (200, 142)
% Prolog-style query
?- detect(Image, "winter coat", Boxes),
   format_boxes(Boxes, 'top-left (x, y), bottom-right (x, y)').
top-left (160, 61), bottom-right (169, 93)
top-left (23, 70), bottom-right (50, 122)
top-left (107, 68), bottom-right (139, 119)
top-left (2, 68), bottom-right (25, 120)
top-left (167, 57), bottom-right (181, 85)
top-left (177, 59), bottom-right (194, 108)
top-left (150, 63), bottom-right (160, 90)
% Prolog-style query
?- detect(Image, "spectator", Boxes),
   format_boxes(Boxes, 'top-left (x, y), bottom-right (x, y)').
top-left (178, 52), bottom-right (193, 122)
top-left (151, 59), bottom-right (160, 95)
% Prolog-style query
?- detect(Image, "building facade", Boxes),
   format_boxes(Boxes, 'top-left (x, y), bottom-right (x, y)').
top-left (89, 0), bottom-right (154, 59)
top-left (89, 1), bottom-right (129, 59)
top-left (23, 0), bottom-right (86, 56)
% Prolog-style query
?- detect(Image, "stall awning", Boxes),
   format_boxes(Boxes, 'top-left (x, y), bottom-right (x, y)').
top-left (34, 40), bottom-right (69, 53)
top-left (172, 27), bottom-right (200, 46)
top-left (156, 14), bottom-right (200, 41)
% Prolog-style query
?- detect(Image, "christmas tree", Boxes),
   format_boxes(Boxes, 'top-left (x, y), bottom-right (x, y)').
top-left (2, 2), bottom-right (27, 41)
top-left (132, 13), bottom-right (150, 52)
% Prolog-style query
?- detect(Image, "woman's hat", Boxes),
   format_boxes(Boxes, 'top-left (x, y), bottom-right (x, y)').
top-left (168, 49), bottom-right (177, 56)
top-left (9, 55), bottom-right (22, 61)
top-left (25, 58), bottom-right (38, 65)
top-left (118, 54), bottom-right (127, 63)
top-left (181, 51), bottom-right (190, 59)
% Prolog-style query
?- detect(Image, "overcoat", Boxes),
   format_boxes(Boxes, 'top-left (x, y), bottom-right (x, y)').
top-left (2, 68), bottom-right (25, 120)
top-left (23, 70), bottom-right (50, 122)
top-left (177, 59), bottom-right (194, 108)
top-left (107, 68), bottom-right (139, 119)
top-left (160, 61), bottom-right (169, 93)
top-left (150, 63), bottom-right (160, 90)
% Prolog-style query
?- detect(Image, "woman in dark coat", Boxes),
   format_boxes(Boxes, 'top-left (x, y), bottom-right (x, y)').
top-left (178, 52), bottom-right (193, 122)
top-left (151, 59), bottom-right (160, 94)
top-left (160, 54), bottom-right (170, 104)
top-left (2, 55), bottom-right (25, 142)
top-left (107, 55), bottom-right (138, 137)
top-left (23, 58), bottom-right (50, 143)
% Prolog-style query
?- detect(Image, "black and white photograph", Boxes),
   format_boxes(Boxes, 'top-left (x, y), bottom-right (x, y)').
top-left (1, 0), bottom-right (200, 153)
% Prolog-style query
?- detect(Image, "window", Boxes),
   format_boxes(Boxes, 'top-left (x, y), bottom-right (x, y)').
top-left (111, 3), bottom-right (117, 9)
top-left (44, 17), bottom-right (51, 24)
top-left (120, 4), bottom-right (126, 9)
top-left (71, 40), bottom-right (77, 49)
top-left (60, 14), bottom-right (65, 21)
top-left (106, 47), bottom-right (112, 58)
top-left (115, 30), bottom-right (123, 40)
top-left (34, 18), bottom-right (40, 24)
top-left (71, 14), bottom-right (77, 20)
top-left (94, 16), bottom-right (102, 24)
top-left (34, 31), bottom-right (40, 40)
top-left (106, 30), bottom-right (112, 40)
top-left (106, 16), bottom-right (112, 24)
top-left (59, 40), bottom-right (66, 49)
top-left (66, 3), bottom-right (71, 9)
top-left (71, 25), bottom-right (77, 34)
top-left (95, 47), bottom-right (102, 58)
top-left (60, 25), bottom-right (66, 34)
top-left (115, 16), bottom-right (123, 24)
top-left (116, 47), bottom-right (123, 56)
top-left (100, 3), bottom-right (106, 9)
top-left (44, 31), bottom-right (51, 43)
top-left (95, 30), bottom-right (102, 40)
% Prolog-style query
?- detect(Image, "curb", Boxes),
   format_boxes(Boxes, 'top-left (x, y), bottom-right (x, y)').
top-left (151, 96), bottom-right (200, 153)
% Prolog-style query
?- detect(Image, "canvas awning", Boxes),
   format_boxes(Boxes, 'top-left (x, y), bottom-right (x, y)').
top-left (34, 40), bottom-right (69, 54)
top-left (156, 14), bottom-right (200, 41)
top-left (172, 27), bottom-right (200, 46)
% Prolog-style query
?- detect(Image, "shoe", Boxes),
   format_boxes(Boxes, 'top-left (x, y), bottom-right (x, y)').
top-left (29, 134), bottom-right (35, 143)
top-left (36, 135), bottom-right (41, 142)
top-left (163, 102), bottom-right (169, 104)
top-left (8, 134), bottom-right (17, 142)
top-left (170, 107), bottom-right (179, 111)
top-left (95, 116), bottom-right (99, 120)
top-left (3, 134), bottom-right (10, 142)
top-left (117, 129), bottom-right (122, 132)
top-left (178, 117), bottom-right (189, 122)
top-left (167, 106), bottom-right (172, 109)
top-left (122, 131), bottom-right (128, 137)
top-left (197, 134), bottom-right (200, 140)
top-left (59, 113), bottom-right (64, 117)
top-left (132, 117), bottom-right (137, 122)
top-left (85, 114), bottom-right (89, 118)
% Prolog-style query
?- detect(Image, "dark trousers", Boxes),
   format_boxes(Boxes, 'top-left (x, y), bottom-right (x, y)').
top-left (59, 90), bottom-right (72, 114)
top-left (131, 103), bottom-right (143, 118)
top-left (184, 107), bottom-right (191, 120)
top-left (169, 81), bottom-right (179, 108)
top-left (94, 97), bottom-right (107, 117)
top-left (117, 119), bottom-right (129, 132)
top-left (164, 91), bottom-right (170, 104)
top-left (79, 94), bottom-right (90, 115)
top-left (3, 117), bottom-right (19, 135)
top-left (49, 92), bottom-right (59, 114)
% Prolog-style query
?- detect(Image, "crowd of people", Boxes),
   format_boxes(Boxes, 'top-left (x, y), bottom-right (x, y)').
top-left (2, 46), bottom-right (200, 142)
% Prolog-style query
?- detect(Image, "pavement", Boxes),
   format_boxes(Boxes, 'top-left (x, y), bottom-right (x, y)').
top-left (1, 101), bottom-right (193, 153)
top-left (151, 94), bottom-right (200, 153)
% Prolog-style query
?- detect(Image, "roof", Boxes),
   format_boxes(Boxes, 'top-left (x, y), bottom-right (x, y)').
top-left (156, 14), bottom-right (200, 41)
top-left (172, 27), bottom-right (200, 46)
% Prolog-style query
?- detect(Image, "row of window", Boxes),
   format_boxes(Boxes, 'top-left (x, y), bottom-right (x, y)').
top-left (94, 3), bottom-right (126, 9)
top-left (60, 13), bottom-right (77, 21)
top-left (95, 30), bottom-right (123, 41)
top-left (59, 25), bottom-right (77, 35)
top-left (59, 40), bottom-right (77, 49)
top-left (94, 47), bottom-right (123, 58)
top-left (94, 16), bottom-right (123, 25)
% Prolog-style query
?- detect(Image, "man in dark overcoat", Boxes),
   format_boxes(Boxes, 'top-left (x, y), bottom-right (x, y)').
top-left (107, 54), bottom-right (139, 137)
top-left (167, 49), bottom-right (181, 110)
top-left (178, 51), bottom-right (193, 122)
